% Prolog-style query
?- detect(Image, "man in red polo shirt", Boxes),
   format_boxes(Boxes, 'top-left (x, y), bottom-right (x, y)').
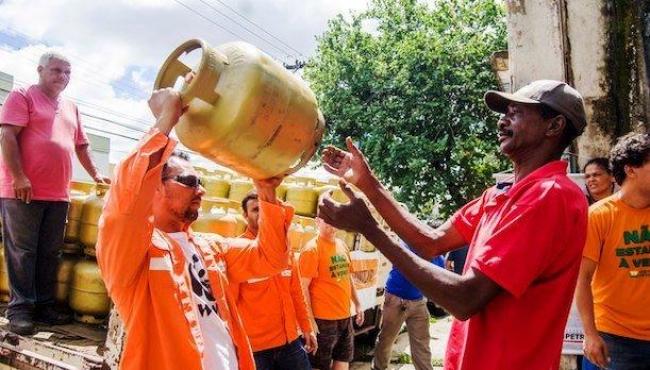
top-left (318, 80), bottom-right (589, 370)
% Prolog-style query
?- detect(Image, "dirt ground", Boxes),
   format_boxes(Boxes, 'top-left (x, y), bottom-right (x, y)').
top-left (351, 315), bottom-right (452, 370)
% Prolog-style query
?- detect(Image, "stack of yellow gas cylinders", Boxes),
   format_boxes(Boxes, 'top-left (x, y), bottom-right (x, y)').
top-left (0, 181), bottom-right (113, 324)
top-left (0, 172), bottom-right (378, 324)
top-left (196, 167), bottom-right (362, 253)
top-left (62, 181), bottom-right (112, 324)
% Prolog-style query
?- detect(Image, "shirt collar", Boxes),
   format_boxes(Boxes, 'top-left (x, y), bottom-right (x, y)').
top-left (499, 160), bottom-right (568, 196)
top-left (511, 160), bottom-right (569, 190)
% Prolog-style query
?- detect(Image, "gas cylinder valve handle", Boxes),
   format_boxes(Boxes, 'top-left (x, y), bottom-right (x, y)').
top-left (154, 39), bottom-right (228, 106)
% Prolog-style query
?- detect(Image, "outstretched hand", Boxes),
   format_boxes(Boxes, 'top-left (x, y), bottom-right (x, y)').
top-left (321, 137), bottom-right (373, 189)
top-left (317, 180), bottom-right (378, 234)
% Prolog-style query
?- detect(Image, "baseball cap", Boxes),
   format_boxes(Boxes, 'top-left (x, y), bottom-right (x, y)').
top-left (484, 80), bottom-right (587, 133)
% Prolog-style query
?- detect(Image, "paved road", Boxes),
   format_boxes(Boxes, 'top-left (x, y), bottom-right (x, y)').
top-left (351, 315), bottom-right (452, 370)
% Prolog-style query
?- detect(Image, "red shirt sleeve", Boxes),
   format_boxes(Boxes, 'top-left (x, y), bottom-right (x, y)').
top-left (451, 189), bottom-right (491, 243)
top-left (469, 183), bottom-right (568, 298)
top-left (0, 89), bottom-right (30, 127)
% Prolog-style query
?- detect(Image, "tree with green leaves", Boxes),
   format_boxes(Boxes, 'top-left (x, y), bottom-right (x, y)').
top-left (305, 0), bottom-right (509, 218)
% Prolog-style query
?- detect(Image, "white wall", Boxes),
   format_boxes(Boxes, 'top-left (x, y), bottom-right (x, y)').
top-left (72, 133), bottom-right (111, 182)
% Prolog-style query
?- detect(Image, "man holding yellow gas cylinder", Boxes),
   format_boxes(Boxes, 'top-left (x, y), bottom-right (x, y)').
top-left (97, 36), bottom-right (330, 370)
top-left (96, 87), bottom-right (295, 370)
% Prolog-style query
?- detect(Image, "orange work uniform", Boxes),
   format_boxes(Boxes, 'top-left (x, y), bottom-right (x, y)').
top-left (233, 229), bottom-right (313, 352)
top-left (96, 129), bottom-right (293, 370)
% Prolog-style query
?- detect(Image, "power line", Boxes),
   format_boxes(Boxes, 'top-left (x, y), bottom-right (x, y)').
top-left (1, 76), bottom-right (150, 134)
top-left (171, 0), bottom-right (284, 61)
top-left (283, 60), bottom-right (306, 71)
top-left (0, 50), bottom-right (154, 127)
top-left (209, 0), bottom-right (306, 57)
top-left (0, 72), bottom-right (152, 128)
top-left (195, 0), bottom-right (299, 58)
top-left (3, 76), bottom-right (196, 157)
top-left (0, 29), bottom-right (148, 98)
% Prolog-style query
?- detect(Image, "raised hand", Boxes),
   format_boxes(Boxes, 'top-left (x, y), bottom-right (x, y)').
top-left (317, 180), bottom-right (378, 233)
top-left (322, 137), bottom-right (373, 188)
top-left (253, 176), bottom-right (284, 204)
top-left (148, 88), bottom-right (183, 121)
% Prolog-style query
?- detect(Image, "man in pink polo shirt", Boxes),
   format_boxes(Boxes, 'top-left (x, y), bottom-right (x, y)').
top-left (0, 52), bottom-right (109, 335)
top-left (319, 80), bottom-right (589, 370)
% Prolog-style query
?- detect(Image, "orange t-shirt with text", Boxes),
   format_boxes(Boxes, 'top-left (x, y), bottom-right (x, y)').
top-left (583, 194), bottom-right (650, 340)
top-left (299, 236), bottom-right (352, 320)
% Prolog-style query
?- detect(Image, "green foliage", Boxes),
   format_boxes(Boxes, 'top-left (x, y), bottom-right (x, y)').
top-left (305, 0), bottom-right (510, 217)
top-left (394, 352), bottom-right (413, 364)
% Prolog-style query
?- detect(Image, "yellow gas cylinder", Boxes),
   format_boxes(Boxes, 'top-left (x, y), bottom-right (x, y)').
top-left (316, 185), bottom-right (349, 204)
top-left (359, 235), bottom-right (377, 252)
top-left (193, 205), bottom-right (240, 237)
top-left (69, 256), bottom-right (110, 324)
top-left (79, 183), bottom-right (110, 250)
top-left (55, 253), bottom-right (79, 304)
top-left (228, 180), bottom-right (254, 203)
top-left (62, 242), bottom-right (82, 254)
top-left (201, 197), bottom-right (229, 211)
top-left (212, 169), bottom-right (234, 179)
top-left (295, 215), bottom-right (316, 229)
top-left (288, 222), bottom-right (304, 252)
top-left (285, 182), bottom-right (319, 217)
top-left (227, 209), bottom-right (247, 236)
top-left (0, 243), bottom-right (9, 303)
top-left (65, 191), bottom-right (88, 243)
top-left (192, 202), bottom-right (221, 233)
top-left (70, 181), bottom-right (95, 194)
top-left (154, 39), bottom-right (325, 179)
top-left (275, 183), bottom-right (288, 201)
top-left (202, 171), bottom-right (231, 199)
top-left (195, 167), bottom-right (209, 176)
top-left (336, 229), bottom-right (357, 250)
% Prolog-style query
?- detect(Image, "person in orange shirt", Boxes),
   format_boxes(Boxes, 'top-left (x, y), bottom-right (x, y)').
top-left (234, 190), bottom-right (317, 370)
top-left (96, 88), bottom-right (294, 370)
top-left (299, 214), bottom-right (364, 370)
top-left (576, 132), bottom-right (650, 369)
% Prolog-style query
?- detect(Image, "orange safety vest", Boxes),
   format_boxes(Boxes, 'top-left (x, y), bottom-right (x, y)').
top-left (96, 130), bottom-right (293, 370)
top-left (233, 229), bottom-right (312, 352)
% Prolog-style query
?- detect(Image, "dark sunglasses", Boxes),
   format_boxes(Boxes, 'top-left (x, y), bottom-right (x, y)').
top-left (163, 174), bottom-right (203, 189)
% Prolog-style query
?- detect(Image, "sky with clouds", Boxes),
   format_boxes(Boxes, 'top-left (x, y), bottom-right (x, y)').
top-left (0, 0), bottom-right (369, 164)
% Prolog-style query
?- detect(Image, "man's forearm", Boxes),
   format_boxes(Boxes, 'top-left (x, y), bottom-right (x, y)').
top-left (0, 131), bottom-right (26, 180)
top-left (363, 223), bottom-right (493, 320)
top-left (148, 114), bottom-right (178, 171)
top-left (300, 279), bottom-right (318, 331)
top-left (76, 145), bottom-right (99, 179)
top-left (359, 175), bottom-right (457, 259)
top-left (350, 275), bottom-right (361, 308)
top-left (576, 271), bottom-right (599, 336)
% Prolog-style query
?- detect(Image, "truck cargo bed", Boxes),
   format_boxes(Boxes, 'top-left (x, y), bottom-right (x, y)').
top-left (0, 305), bottom-right (105, 370)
